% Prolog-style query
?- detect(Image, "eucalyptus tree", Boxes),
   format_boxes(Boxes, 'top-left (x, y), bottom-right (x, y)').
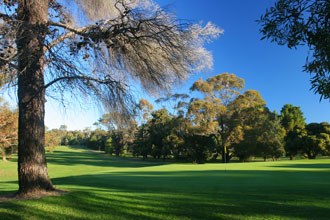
top-left (190, 73), bottom-right (245, 162)
top-left (138, 99), bottom-right (153, 124)
top-left (0, 0), bottom-right (221, 196)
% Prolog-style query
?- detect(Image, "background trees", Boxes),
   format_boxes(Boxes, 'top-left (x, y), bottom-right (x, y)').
top-left (280, 104), bottom-right (306, 160)
top-left (301, 122), bottom-right (330, 159)
top-left (0, 99), bottom-right (18, 161)
top-left (13, 72), bottom-right (329, 164)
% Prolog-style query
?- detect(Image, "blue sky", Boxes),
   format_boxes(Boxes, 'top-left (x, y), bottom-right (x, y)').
top-left (45, 0), bottom-right (330, 130)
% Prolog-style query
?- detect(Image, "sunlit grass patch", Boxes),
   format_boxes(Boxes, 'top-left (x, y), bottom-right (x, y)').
top-left (1, 146), bottom-right (330, 220)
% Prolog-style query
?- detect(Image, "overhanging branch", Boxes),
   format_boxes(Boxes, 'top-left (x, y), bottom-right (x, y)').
top-left (44, 75), bottom-right (122, 90)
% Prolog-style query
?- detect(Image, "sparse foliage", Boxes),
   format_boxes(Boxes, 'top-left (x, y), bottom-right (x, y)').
top-left (0, 0), bottom-right (220, 195)
top-left (258, 0), bottom-right (330, 99)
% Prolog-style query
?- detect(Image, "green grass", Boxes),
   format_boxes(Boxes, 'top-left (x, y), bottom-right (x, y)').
top-left (1, 146), bottom-right (330, 220)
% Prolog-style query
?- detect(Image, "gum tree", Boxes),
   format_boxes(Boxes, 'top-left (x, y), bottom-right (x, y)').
top-left (190, 73), bottom-right (245, 163)
top-left (0, 0), bottom-right (221, 196)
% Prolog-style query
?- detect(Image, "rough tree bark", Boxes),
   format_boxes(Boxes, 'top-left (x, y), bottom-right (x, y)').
top-left (16, 0), bottom-right (54, 195)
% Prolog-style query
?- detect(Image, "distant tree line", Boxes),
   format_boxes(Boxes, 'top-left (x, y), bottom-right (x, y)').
top-left (43, 73), bottom-right (330, 163)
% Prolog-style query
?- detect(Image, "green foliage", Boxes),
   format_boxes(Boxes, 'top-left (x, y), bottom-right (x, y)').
top-left (301, 135), bottom-right (325, 159)
top-left (284, 127), bottom-right (306, 160)
top-left (280, 104), bottom-right (306, 159)
top-left (134, 124), bottom-right (151, 159)
top-left (257, 112), bottom-right (285, 161)
top-left (104, 137), bottom-right (113, 154)
top-left (258, 0), bottom-right (330, 99)
top-left (280, 104), bottom-right (306, 132)
top-left (45, 130), bottom-right (62, 152)
top-left (87, 129), bottom-right (107, 151)
top-left (148, 109), bottom-right (173, 159)
top-left (43, 74), bottom-right (330, 164)
top-left (185, 134), bottom-right (213, 164)
top-left (191, 73), bottom-right (245, 104)
top-left (300, 122), bottom-right (330, 159)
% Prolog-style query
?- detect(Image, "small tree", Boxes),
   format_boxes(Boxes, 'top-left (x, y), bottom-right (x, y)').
top-left (0, 100), bottom-right (18, 161)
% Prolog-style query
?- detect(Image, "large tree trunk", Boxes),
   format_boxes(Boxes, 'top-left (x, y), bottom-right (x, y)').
top-left (16, 0), bottom-right (54, 195)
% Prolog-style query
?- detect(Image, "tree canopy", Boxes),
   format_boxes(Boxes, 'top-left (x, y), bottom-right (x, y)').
top-left (258, 0), bottom-right (330, 99)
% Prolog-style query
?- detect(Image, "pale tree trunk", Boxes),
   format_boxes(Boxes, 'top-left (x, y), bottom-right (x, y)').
top-left (2, 150), bottom-right (6, 162)
top-left (16, 0), bottom-right (54, 195)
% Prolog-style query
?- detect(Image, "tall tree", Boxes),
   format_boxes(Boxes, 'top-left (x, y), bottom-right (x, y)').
top-left (190, 73), bottom-right (245, 162)
top-left (0, 0), bottom-right (221, 196)
top-left (228, 90), bottom-right (267, 161)
top-left (148, 108), bottom-right (173, 159)
top-left (257, 111), bottom-right (285, 161)
top-left (280, 104), bottom-right (306, 159)
top-left (258, 0), bottom-right (330, 99)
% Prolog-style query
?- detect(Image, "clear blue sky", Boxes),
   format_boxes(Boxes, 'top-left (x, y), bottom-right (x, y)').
top-left (45, 0), bottom-right (330, 130)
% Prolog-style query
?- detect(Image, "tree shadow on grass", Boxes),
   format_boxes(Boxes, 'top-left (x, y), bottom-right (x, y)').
top-left (46, 148), bottom-right (167, 168)
top-left (1, 169), bottom-right (330, 220)
top-left (269, 163), bottom-right (330, 170)
top-left (2, 147), bottom-right (330, 219)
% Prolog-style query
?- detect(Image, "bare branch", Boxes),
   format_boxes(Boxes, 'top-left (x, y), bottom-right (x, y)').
top-left (44, 75), bottom-right (123, 90)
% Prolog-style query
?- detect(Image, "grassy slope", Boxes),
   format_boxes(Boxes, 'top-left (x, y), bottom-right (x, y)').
top-left (1, 146), bottom-right (330, 220)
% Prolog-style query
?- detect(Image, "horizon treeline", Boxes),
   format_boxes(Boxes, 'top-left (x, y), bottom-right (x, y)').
top-left (2, 73), bottom-right (330, 163)
top-left (43, 73), bottom-right (330, 163)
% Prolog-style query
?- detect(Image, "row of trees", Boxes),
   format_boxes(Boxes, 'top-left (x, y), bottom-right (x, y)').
top-left (3, 73), bottom-right (329, 163)
top-left (45, 73), bottom-right (330, 163)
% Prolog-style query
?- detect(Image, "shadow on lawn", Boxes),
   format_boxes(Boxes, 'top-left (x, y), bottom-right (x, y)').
top-left (269, 163), bottom-right (330, 170)
top-left (2, 146), bottom-right (330, 219)
top-left (1, 168), bottom-right (330, 220)
top-left (46, 147), bottom-right (167, 168)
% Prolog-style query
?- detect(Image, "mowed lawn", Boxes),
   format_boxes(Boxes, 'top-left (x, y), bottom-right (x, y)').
top-left (1, 146), bottom-right (330, 220)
